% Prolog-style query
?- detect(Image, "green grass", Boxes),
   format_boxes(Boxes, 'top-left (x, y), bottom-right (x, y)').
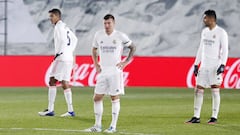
top-left (0, 87), bottom-right (240, 135)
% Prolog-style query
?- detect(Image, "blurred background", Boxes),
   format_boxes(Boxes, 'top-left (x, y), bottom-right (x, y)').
top-left (0, 1), bottom-right (240, 134)
top-left (0, 0), bottom-right (239, 57)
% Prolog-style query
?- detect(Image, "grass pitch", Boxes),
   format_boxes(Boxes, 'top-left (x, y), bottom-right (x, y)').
top-left (0, 87), bottom-right (239, 135)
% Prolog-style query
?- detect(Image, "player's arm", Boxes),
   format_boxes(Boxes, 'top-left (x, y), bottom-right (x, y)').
top-left (193, 32), bottom-right (203, 76)
top-left (92, 47), bottom-right (98, 66)
top-left (92, 47), bottom-right (101, 73)
top-left (217, 30), bottom-right (228, 75)
top-left (117, 43), bottom-right (136, 70)
top-left (221, 31), bottom-right (228, 65)
top-left (125, 43), bottom-right (136, 62)
top-left (194, 43), bottom-right (202, 64)
top-left (54, 26), bottom-right (68, 58)
top-left (117, 33), bottom-right (136, 69)
top-left (92, 32), bottom-right (101, 73)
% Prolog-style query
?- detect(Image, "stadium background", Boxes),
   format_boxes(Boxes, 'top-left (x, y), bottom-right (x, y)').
top-left (0, 1), bottom-right (240, 135)
top-left (0, 0), bottom-right (239, 88)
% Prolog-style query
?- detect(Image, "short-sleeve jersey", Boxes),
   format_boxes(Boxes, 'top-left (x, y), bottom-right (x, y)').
top-left (92, 30), bottom-right (132, 68)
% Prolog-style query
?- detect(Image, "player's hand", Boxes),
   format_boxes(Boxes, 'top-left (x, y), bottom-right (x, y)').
top-left (116, 61), bottom-right (128, 70)
top-left (54, 52), bottom-right (63, 60)
top-left (193, 65), bottom-right (199, 76)
top-left (217, 64), bottom-right (225, 75)
top-left (94, 63), bottom-right (101, 73)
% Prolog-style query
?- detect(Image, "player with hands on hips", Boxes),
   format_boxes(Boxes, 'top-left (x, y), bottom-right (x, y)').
top-left (85, 14), bottom-right (136, 133)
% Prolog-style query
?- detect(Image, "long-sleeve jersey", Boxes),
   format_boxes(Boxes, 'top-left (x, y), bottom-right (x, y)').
top-left (54, 20), bottom-right (78, 61)
top-left (194, 25), bottom-right (228, 68)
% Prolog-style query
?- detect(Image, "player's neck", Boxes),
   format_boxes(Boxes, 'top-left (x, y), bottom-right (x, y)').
top-left (208, 23), bottom-right (216, 30)
top-left (54, 19), bottom-right (61, 25)
top-left (106, 30), bottom-right (114, 35)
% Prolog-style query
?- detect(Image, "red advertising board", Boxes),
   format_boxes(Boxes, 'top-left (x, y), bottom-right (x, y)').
top-left (0, 56), bottom-right (239, 88)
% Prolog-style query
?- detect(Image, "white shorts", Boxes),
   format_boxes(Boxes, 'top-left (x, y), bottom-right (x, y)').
top-left (95, 70), bottom-right (124, 96)
top-left (49, 60), bottom-right (73, 82)
top-left (196, 67), bottom-right (223, 88)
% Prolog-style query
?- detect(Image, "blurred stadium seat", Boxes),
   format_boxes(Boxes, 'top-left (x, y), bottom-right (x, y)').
top-left (0, 0), bottom-right (239, 56)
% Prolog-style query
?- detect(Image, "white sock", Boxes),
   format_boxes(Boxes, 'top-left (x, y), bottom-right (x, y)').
top-left (94, 100), bottom-right (103, 128)
top-left (110, 99), bottom-right (120, 129)
top-left (64, 88), bottom-right (74, 112)
top-left (48, 86), bottom-right (57, 112)
top-left (193, 88), bottom-right (204, 118)
top-left (211, 88), bottom-right (220, 119)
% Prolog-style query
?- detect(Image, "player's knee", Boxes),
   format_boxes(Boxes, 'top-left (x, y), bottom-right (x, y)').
top-left (93, 94), bottom-right (103, 102)
top-left (49, 81), bottom-right (56, 86)
top-left (211, 85), bottom-right (220, 88)
top-left (111, 95), bottom-right (119, 101)
top-left (196, 85), bottom-right (205, 89)
top-left (93, 97), bottom-right (101, 102)
top-left (49, 77), bottom-right (57, 86)
top-left (62, 84), bottom-right (69, 90)
top-left (61, 81), bottom-right (70, 89)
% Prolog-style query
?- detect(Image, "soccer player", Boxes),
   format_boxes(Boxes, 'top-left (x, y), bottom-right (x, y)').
top-left (84, 14), bottom-right (136, 133)
top-left (186, 10), bottom-right (228, 124)
top-left (38, 8), bottom-right (78, 117)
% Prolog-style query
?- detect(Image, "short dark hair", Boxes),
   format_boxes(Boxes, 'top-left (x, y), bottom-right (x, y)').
top-left (204, 9), bottom-right (217, 20)
top-left (49, 8), bottom-right (61, 18)
top-left (104, 14), bottom-right (115, 21)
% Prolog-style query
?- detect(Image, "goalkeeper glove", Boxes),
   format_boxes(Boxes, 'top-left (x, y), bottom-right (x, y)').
top-left (217, 64), bottom-right (225, 75)
top-left (193, 65), bottom-right (199, 77)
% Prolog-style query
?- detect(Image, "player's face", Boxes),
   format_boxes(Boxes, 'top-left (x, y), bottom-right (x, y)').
top-left (104, 18), bottom-right (115, 34)
top-left (203, 15), bottom-right (214, 27)
top-left (49, 13), bottom-right (59, 24)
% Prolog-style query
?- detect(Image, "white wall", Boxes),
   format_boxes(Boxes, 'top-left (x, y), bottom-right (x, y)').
top-left (0, 0), bottom-right (239, 57)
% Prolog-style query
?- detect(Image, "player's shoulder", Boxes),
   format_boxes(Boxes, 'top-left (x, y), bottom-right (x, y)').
top-left (113, 30), bottom-right (129, 40)
top-left (114, 30), bottom-right (127, 36)
top-left (216, 25), bottom-right (227, 35)
top-left (55, 20), bottom-right (67, 30)
top-left (201, 27), bottom-right (208, 32)
top-left (200, 27), bottom-right (208, 36)
top-left (94, 30), bottom-right (105, 37)
top-left (56, 20), bottom-right (64, 26)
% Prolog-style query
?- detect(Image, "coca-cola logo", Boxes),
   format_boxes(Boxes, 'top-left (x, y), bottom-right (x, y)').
top-left (45, 63), bottom-right (130, 87)
top-left (186, 65), bottom-right (195, 88)
top-left (224, 59), bottom-right (240, 88)
top-left (186, 59), bottom-right (240, 88)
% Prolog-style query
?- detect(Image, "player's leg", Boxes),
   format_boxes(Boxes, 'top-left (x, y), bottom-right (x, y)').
top-left (104, 72), bottom-right (123, 133)
top-left (84, 94), bottom-right (104, 132)
top-left (94, 94), bottom-right (104, 128)
top-left (208, 84), bottom-right (220, 124)
top-left (38, 77), bottom-right (57, 116)
top-left (84, 74), bottom-right (106, 132)
top-left (186, 69), bottom-right (207, 123)
top-left (51, 61), bottom-right (75, 117)
top-left (104, 95), bottom-right (120, 133)
top-left (48, 77), bottom-right (58, 112)
top-left (194, 85), bottom-right (204, 119)
top-left (208, 71), bottom-right (222, 124)
top-left (60, 80), bottom-right (75, 117)
top-left (186, 85), bottom-right (204, 124)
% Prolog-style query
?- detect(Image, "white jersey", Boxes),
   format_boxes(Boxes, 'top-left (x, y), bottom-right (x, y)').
top-left (92, 30), bottom-right (132, 70)
top-left (194, 25), bottom-right (228, 68)
top-left (54, 20), bottom-right (78, 62)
